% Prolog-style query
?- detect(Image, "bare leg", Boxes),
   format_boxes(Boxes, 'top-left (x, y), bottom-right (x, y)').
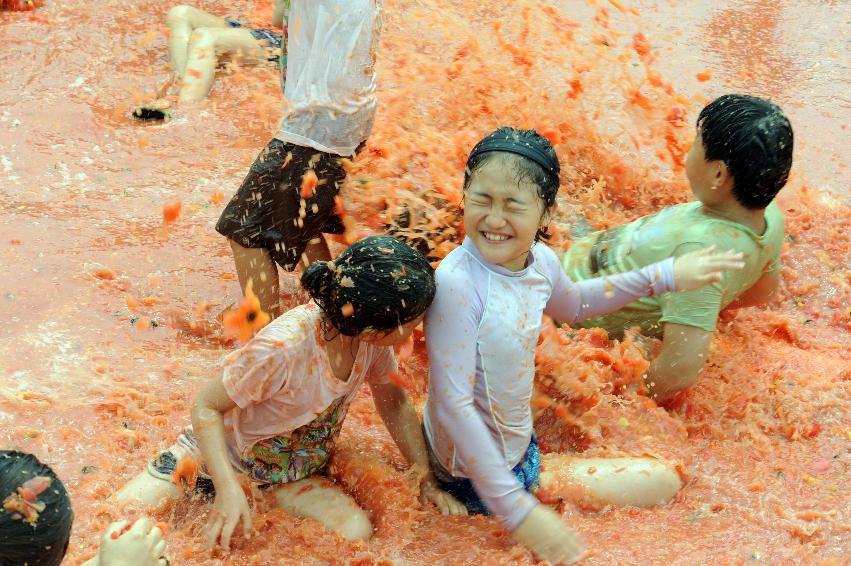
top-left (115, 471), bottom-right (181, 508)
top-left (165, 5), bottom-right (227, 77)
top-left (274, 477), bottom-right (373, 541)
top-left (180, 27), bottom-right (267, 102)
top-left (539, 454), bottom-right (682, 509)
top-left (229, 239), bottom-right (282, 318)
top-left (302, 234), bottom-right (332, 269)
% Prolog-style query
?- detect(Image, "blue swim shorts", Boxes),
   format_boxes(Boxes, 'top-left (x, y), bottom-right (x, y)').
top-left (426, 433), bottom-right (541, 515)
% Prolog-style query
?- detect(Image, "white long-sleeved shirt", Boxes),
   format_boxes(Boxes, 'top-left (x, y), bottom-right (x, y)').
top-left (423, 238), bottom-right (675, 529)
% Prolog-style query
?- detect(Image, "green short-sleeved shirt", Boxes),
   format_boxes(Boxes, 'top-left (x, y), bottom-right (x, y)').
top-left (561, 202), bottom-right (785, 338)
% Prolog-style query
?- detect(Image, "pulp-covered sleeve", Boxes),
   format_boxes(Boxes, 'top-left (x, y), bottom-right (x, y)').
top-left (425, 266), bottom-right (539, 529)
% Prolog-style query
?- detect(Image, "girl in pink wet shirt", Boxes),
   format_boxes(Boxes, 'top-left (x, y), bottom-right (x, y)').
top-left (423, 128), bottom-right (744, 564)
top-left (117, 236), bottom-right (464, 553)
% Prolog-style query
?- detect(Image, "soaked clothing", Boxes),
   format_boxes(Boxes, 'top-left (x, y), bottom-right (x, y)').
top-left (217, 0), bottom-right (379, 267)
top-left (423, 238), bottom-right (677, 530)
top-left (149, 396), bottom-right (348, 489)
top-left (215, 139), bottom-right (355, 271)
top-left (276, 0), bottom-right (382, 156)
top-left (223, 19), bottom-right (283, 62)
top-left (562, 202), bottom-right (785, 337)
top-left (148, 304), bottom-right (395, 486)
top-left (428, 433), bottom-right (541, 515)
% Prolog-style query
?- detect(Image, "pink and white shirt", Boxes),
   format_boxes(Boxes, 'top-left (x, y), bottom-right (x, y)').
top-left (423, 238), bottom-right (675, 529)
top-left (222, 303), bottom-right (394, 458)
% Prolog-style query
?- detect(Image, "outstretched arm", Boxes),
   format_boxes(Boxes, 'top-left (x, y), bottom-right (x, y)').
top-left (645, 323), bottom-right (713, 403)
top-left (546, 246), bottom-right (744, 323)
top-left (368, 379), bottom-right (467, 516)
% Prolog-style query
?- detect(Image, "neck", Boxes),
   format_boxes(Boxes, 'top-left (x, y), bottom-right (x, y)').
top-left (321, 317), bottom-right (360, 352)
top-left (700, 200), bottom-right (766, 234)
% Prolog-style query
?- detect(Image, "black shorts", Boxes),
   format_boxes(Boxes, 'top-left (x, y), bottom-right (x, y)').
top-left (216, 139), bottom-right (356, 271)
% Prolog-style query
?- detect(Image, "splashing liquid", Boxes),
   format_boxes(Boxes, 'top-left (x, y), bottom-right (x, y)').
top-left (0, 0), bottom-right (848, 564)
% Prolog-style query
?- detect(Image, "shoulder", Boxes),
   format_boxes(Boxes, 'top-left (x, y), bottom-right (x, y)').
top-left (532, 242), bottom-right (560, 263)
top-left (764, 202), bottom-right (786, 235)
top-left (428, 248), bottom-right (485, 324)
top-left (435, 246), bottom-right (482, 288)
top-left (531, 242), bottom-right (564, 281)
top-left (254, 305), bottom-right (321, 352)
top-left (674, 214), bottom-right (755, 251)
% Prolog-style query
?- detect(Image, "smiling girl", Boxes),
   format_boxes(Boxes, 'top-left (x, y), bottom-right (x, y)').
top-left (422, 128), bottom-right (745, 564)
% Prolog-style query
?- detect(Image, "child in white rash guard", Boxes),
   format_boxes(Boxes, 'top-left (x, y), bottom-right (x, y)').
top-left (422, 127), bottom-right (745, 564)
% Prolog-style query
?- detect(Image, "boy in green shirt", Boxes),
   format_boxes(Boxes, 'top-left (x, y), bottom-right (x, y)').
top-left (562, 94), bottom-right (793, 403)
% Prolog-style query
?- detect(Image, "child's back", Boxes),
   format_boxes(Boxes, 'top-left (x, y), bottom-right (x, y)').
top-left (562, 200), bottom-right (785, 337)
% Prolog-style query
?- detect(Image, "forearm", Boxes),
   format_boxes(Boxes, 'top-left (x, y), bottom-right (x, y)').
top-left (644, 325), bottom-right (710, 403)
top-left (645, 357), bottom-right (698, 403)
top-left (547, 259), bottom-right (676, 324)
top-left (191, 404), bottom-right (241, 491)
top-left (377, 392), bottom-right (430, 471)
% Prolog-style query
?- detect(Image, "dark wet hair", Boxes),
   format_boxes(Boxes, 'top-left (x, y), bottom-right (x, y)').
top-left (697, 94), bottom-right (793, 209)
top-left (300, 236), bottom-right (436, 336)
top-left (464, 127), bottom-right (560, 241)
top-left (0, 451), bottom-right (73, 566)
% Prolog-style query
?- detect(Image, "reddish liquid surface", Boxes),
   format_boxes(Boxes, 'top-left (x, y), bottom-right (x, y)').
top-left (1, 0), bottom-right (848, 564)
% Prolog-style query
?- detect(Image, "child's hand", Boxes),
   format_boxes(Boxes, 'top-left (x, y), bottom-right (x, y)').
top-left (512, 505), bottom-right (585, 565)
top-left (420, 477), bottom-right (468, 516)
top-left (673, 246), bottom-right (745, 291)
top-left (203, 483), bottom-right (252, 551)
top-left (98, 518), bottom-right (168, 566)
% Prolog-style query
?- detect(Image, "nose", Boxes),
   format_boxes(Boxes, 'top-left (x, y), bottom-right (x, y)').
top-left (484, 207), bottom-right (507, 228)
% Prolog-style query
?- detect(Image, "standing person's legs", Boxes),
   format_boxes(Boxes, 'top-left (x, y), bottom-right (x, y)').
top-left (229, 240), bottom-right (282, 319)
top-left (165, 5), bottom-right (227, 76)
top-left (539, 454), bottom-right (682, 508)
top-left (302, 235), bottom-right (332, 267)
top-left (217, 140), bottom-right (352, 318)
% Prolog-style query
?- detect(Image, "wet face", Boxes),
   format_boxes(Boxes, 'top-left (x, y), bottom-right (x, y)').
top-left (685, 132), bottom-right (728, 206)
top-left (463, 157), bottom-right (549, 271)
top-left (359, 315), bottom-right (424, 346)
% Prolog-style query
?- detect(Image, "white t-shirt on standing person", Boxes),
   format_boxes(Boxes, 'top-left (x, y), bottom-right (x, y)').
top-left (275, 0), bottom-right (382, 156)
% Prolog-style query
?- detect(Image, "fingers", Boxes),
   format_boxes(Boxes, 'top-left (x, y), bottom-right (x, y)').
top-left (106, 519), bottom-right (130, 534)
top-left (131, 517), bottom-right (154, 536)
top-left (436, 495), bottom-right (453, 515)
top-left (242, 508), bottom-right (253, 540)
top-left (203, 512), bottom-right (225, 550)
top-left (147, 525), bottom-right (164, 542)
top-left (153, 539), bottom-right (168, 558)
top-left (445, 495), bottom-right (468, 516)
top-left (220, 513), bottom-right (240, 551)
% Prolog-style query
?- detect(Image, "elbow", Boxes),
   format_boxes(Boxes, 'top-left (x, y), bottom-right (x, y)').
top-left (191, 397), bottom-right (219, 429)
top-left (433, 394), bottom-right (473, 429)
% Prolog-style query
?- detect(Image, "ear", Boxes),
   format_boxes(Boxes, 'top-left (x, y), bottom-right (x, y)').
top-left (541, 207), bottom-right (554, 228)
top-left (714, 161), bottom-right (732, 190)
